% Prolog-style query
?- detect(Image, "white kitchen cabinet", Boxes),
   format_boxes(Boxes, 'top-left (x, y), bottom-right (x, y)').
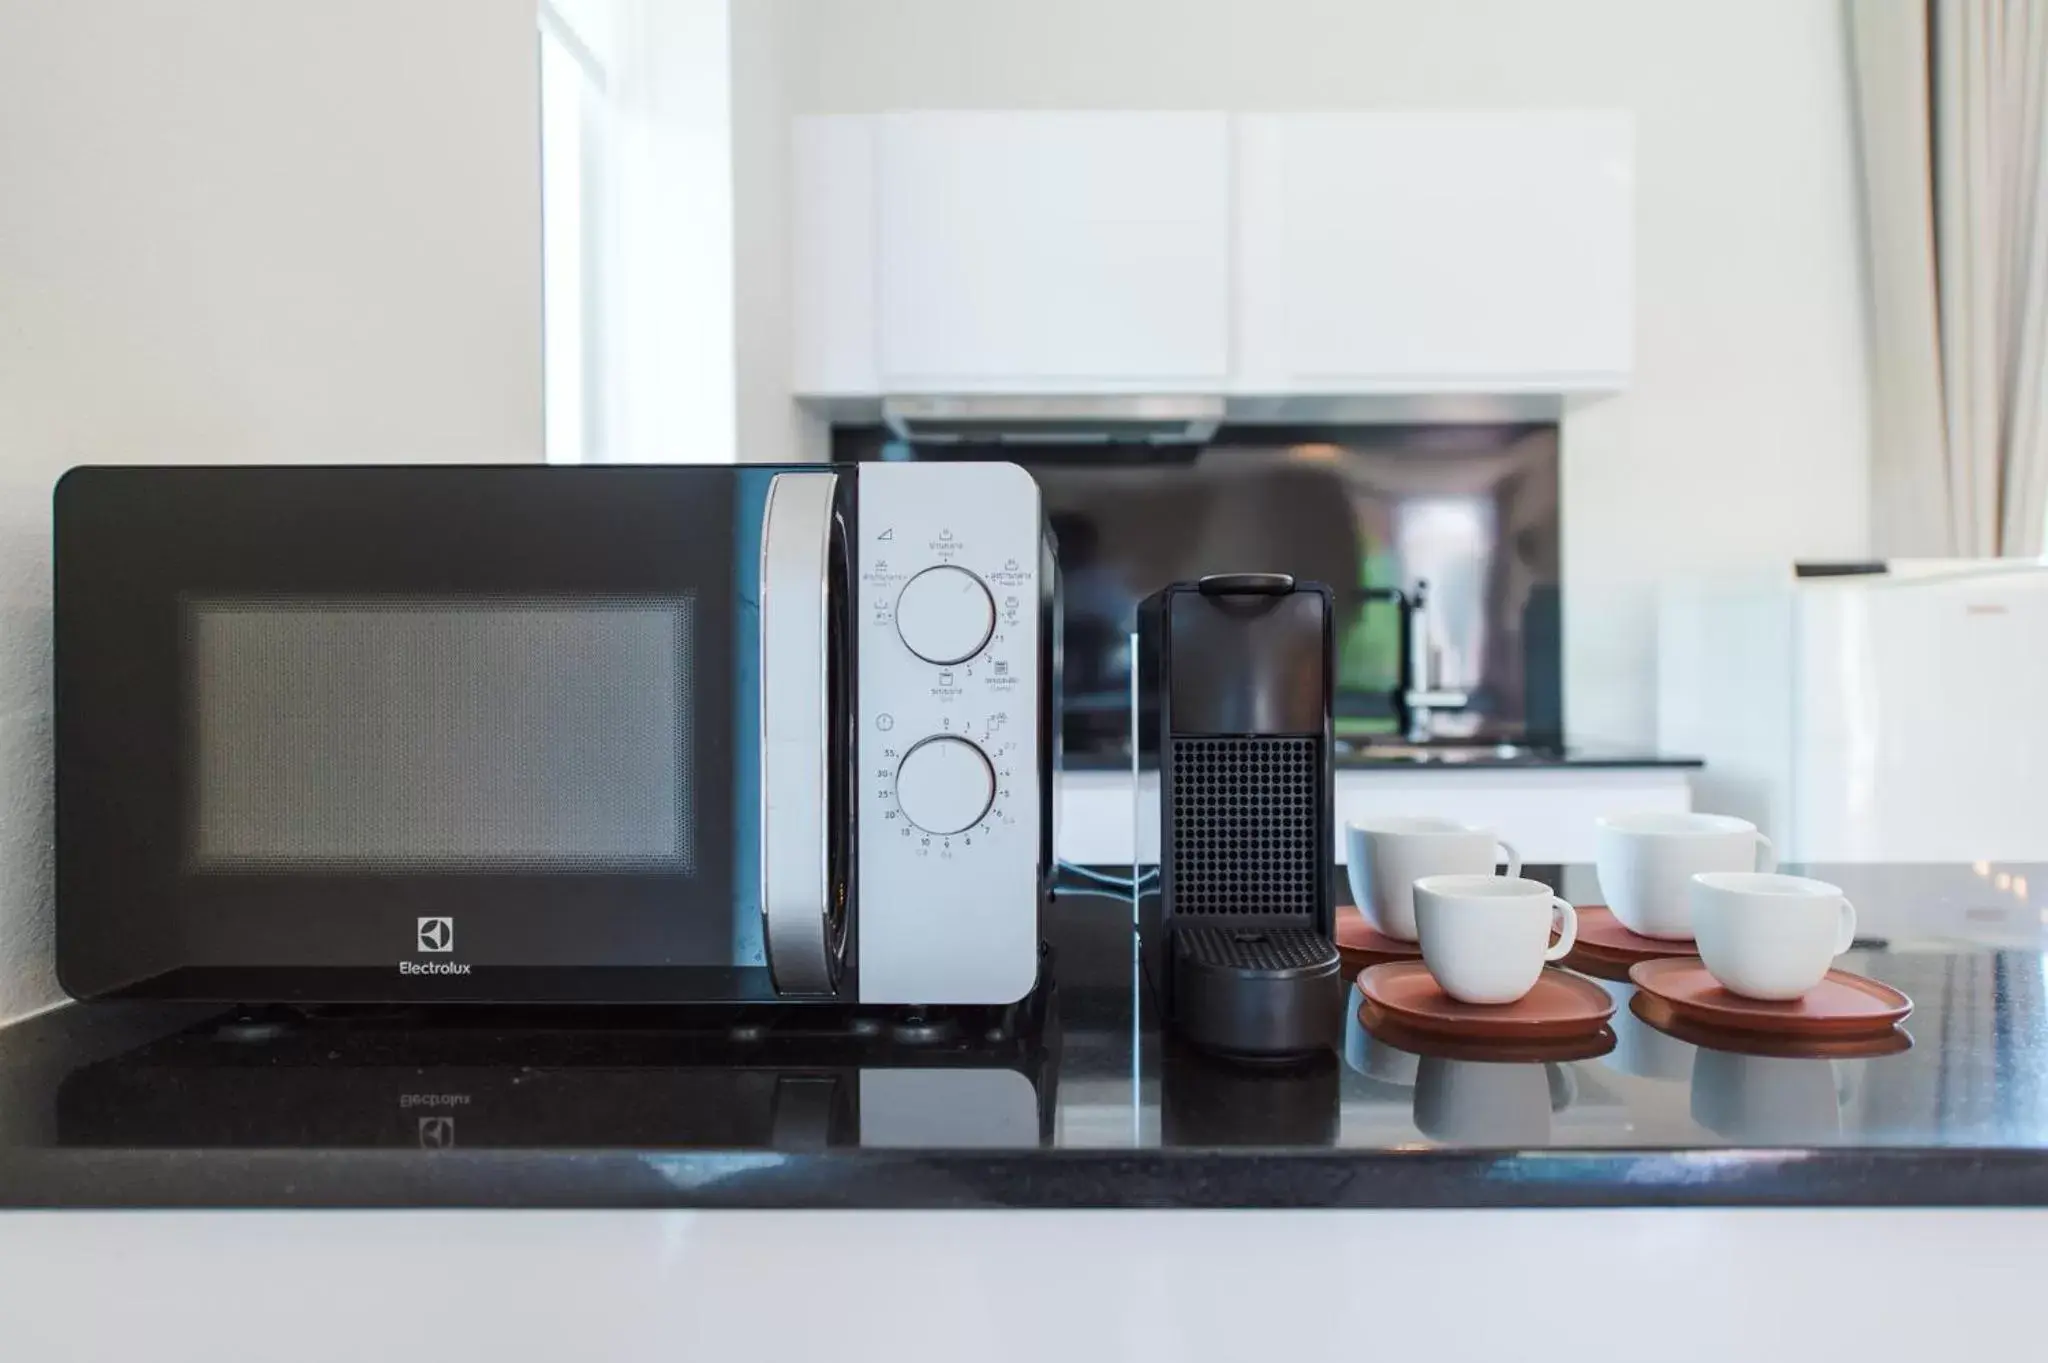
top-left (791, 116), bottom-right (881, 397)
top-left (792, 110), bottom-right (1633, 400)
top-left (1233, 112), bottom-right (1633, 393)
top-left (870, 111), bottom-right (1232, 393)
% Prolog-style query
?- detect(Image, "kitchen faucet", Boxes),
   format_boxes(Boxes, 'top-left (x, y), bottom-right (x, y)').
top-left (1364, 579), bottom-right (1470, 744)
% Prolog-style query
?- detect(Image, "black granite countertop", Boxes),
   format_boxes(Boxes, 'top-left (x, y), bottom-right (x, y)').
top-left (1060, 745), bottom-right (1703, 772)
top-left (0, 862), bottom-right (2042, 1209)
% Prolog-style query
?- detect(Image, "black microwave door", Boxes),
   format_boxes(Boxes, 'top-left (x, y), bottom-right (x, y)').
top-left (54, 465), bottom-right (783, 1003)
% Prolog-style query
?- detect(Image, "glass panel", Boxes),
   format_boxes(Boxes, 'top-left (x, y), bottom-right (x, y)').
top-left (836, 424), bottom-right (1563, 758)
top-left (188, 598), bottom-right (693, 871)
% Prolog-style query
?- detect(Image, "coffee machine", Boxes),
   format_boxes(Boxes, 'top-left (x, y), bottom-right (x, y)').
top-left (1138, 573), bottom-right (1342, 1058)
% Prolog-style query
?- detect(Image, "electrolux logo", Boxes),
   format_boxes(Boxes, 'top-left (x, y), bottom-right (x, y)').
top-left (399, 1093), bottom-right (472, 1110)
top-left (401, 916), bottom-right (471, 976)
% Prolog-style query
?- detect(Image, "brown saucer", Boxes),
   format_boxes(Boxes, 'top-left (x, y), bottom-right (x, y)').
top-left (1629, 992), bottom-right (1913, 1059)
top-left (1358, 1001), bottom-right (1617, 1063)
top-left (1354, 961), bottom-right (1616, 1043)
top-left (1334, 905), bottom-right (1422, 963)
top-left (1560, 906), bottom-right (1698, 980)
top-left (1628, 959), bottom-right (1912, 1039)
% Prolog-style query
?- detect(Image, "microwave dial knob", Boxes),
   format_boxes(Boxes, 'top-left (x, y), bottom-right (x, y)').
top-left (895, 565), bottom-right (995, 665)
top-left (894, 736), bottom-right (996, 836)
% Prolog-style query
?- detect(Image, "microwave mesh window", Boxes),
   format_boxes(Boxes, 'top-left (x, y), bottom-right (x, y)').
top-left (187, 597), bottom-right (695, 871)
top-left (1168, 736), bottom-right (1318, 916)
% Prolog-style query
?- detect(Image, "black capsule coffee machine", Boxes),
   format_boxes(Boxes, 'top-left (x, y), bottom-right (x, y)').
top-left (1138, 573), bottom-right (1342, 1059)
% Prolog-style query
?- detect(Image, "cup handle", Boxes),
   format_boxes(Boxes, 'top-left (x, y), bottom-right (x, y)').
top-left (1754, 832), bottom-right (1777, 872)
top-left (1546, 1063), bottom-right (1578, 1112)
top-left (1544, 897), bottom-right (1578, 961)
top-left (1496, 839), bottom-right (1523, 878)
top-left (1835, 897), bottom-right (1857, 955)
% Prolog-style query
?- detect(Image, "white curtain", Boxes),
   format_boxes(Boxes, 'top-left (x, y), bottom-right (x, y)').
top-left (1848, 0), bottom-right (2048, 557)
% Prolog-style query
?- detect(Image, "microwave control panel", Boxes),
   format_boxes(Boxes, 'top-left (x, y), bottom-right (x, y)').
top-left (856, 461), bottom-right (1044, 1005)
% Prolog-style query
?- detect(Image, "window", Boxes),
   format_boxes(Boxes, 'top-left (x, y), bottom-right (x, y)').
top-left (537, 0), bottom-right (738, 465)
top-left (539, 2), bottom-right (613, 464)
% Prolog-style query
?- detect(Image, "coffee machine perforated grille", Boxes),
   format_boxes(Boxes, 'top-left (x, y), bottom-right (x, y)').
top-left (1167, 736), bottom-right (1320, 916)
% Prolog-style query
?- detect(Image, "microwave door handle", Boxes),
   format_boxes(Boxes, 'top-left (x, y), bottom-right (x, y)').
top-left (759, 470), bottom-right (840, 995)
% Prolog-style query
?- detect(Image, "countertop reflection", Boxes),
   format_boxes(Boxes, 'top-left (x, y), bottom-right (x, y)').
top-left (1328, 862), bottom-right (2048, 1153)
top-left (2, 863), bottom-right (2047, 1209)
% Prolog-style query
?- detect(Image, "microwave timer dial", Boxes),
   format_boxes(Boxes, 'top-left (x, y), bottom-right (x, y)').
top-left (893, 734), bottom-right (996, 835)
top-left (895, 565), bottom-right (995, 665)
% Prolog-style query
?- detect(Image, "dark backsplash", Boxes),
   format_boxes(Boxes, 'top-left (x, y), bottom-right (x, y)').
top-left (836, 424), bottom-right (1561, 756)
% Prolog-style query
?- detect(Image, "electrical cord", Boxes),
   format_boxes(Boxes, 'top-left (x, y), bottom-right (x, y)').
top-left (1055, 860), bottom-right (1158, 892)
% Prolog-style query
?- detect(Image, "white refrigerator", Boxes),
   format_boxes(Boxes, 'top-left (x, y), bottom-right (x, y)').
top-left (1659, 560), bottom-right (2048, 863)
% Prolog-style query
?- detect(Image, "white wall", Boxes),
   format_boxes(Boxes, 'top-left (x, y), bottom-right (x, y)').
top-left (731, 0), bottom-right (830, 464)
top-left (770, 0), bottom-right (1873, 747)
top-left (0, 0), bottom-right (544, 1023)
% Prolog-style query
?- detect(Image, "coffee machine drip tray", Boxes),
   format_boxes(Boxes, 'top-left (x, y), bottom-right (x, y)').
top-left (1170, 925), bottom-right (1341, 1059)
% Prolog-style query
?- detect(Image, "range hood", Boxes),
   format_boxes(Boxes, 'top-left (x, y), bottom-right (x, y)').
top-left (868, 393), bottom-right (1568, 444)
top-left (880, 395), bottom-right (1225, 445)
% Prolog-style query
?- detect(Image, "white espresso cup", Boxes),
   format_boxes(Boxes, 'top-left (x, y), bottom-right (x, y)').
top-left (1692, 1050), bottom-right (1847, 1143)
top-left (1414, 1058), bottom-right (1576, 1145)
top-left (1346, 817), bottom-right (1521, 942)
top-left (1690, 871), bottom-right (1857, 1001)
top-left (1594, 811), bottom-right (1776, 940)
top-left (1343, 1011), bottom-right (1422, 1089)
top-left (1413, 874), bottom-right (1578, 1005)
top-left (1595, 978), bottom-right (1695, 1083)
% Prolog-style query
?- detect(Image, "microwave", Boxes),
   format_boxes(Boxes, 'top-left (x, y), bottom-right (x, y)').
top-left (54, 461), bottom-right (1056, 1007)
